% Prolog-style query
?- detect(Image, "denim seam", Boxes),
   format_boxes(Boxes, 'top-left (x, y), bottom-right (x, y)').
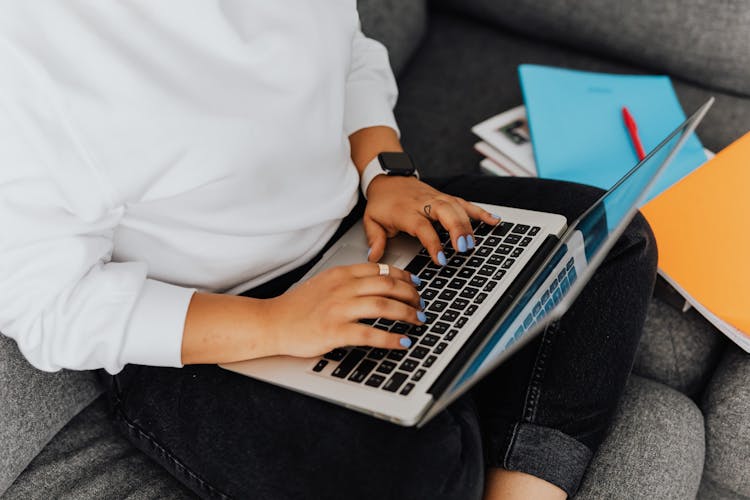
top-left (521, 320), bottom-right (558, 423)
top-left (113, 405), bottom-right (232, 500)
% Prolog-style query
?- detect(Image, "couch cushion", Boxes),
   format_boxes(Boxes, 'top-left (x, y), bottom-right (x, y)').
top-left (577, 375), bottom-right (705, 499)
top-left (436, 0), bottom-right (750, 97)
top-left (0, 335), bottom-right (103, 495)
top-left (394, 9), bottom-right (750, 179)
top-left (357, 0), bottom-right (427, 77)
top-left (699, 346), bottom-right (750, 499)
top-left (4, 396), bottom-right (194, 499)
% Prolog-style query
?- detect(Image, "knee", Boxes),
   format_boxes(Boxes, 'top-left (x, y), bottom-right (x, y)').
top-left (628, 210), bottom-right (659, 274)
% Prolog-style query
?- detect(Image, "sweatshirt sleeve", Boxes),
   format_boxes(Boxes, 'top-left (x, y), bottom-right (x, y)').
top-left (343, 26), bottom-right (400, 137)
top-left (0, 48), bottom-right (195, 374)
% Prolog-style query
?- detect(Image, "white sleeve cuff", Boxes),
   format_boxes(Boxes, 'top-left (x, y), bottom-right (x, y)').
top-left (120, 278), bottom-right (196, 369)
top-left (344, 83), bottom-right (400, 137)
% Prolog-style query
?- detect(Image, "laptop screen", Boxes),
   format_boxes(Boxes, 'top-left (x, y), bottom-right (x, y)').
top-left (435, 99), bottom-right (713, 407)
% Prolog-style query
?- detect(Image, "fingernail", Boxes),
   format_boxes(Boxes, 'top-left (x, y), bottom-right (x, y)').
top-left (419, 297), bottom-right (426, 310)
top-left (417, 311), bottom-right (427, 323)
top-left (492, 213), bottom-right (502, 221)
top-left (437, 251), bottom-right (447, 266)
top-left (457, 235), bottom-right (467, 253)
top-left (400, 337), bottom-right (412, 348)
top-left (467, 235), bottom-right (475, 250)
top-left (367, 247), bottom-right (372, 258)
top-left (411, 273), bottom-right (421, 286)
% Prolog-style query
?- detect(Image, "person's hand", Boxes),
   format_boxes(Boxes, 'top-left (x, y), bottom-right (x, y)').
top-left (264, 263), bottom-right (425, 358)
top-left (364, 176), bottom-right (501, 265)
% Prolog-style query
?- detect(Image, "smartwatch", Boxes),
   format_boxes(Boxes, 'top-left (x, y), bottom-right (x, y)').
top-left (360, 152), bottom-right (420, 198)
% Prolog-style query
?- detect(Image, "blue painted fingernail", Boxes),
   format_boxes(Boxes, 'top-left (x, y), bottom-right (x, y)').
top-left (411, 273), bottom-right (421, 286)
top-left (417, 311), bottom-right (427, 322)
top-left (492, 213), bottom-right (502, 220)
top-left (437, 251), bottom-right (447, 266)
top-left (367, 247), bottom-right (372, 258)
top-left (419, 297), bottom-right (426, 310)
top-left (467, 235), bottom-right (475, 250)
top-left (400, 337), bottom-right (412, 348)
top-left (457, 235), bottom-right (467, 252)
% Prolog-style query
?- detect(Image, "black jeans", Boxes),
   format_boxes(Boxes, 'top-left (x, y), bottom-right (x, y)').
top-left (103, 176), bottom-right (658, 499)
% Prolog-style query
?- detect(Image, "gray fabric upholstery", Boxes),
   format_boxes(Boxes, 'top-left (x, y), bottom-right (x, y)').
top-left (576, 375), bottom-right (705, 500)
top-left (394, 10), bottom-right (750, 180)
top-left (436, 0), bottom-right (750, 97)
top-left (634, 296), bottom-right (726, 397)
top-left (357, 0), bottom-right (427, 77)
top-left (4, 397), bottom-right (195, 500)
top-left (0, 335), bottom-right (103, 495)
top-left (699, 346), bottom-right (750, 499)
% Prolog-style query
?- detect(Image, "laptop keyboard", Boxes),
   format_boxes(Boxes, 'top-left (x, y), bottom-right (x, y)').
top-left (312, 219), bottom-right (543, 396)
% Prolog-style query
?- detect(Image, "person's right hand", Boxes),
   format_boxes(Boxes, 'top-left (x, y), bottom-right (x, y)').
top-left (264, 263), bottom-right (425, 358)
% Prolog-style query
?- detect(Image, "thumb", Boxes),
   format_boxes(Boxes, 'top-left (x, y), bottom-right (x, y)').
top-left (363, 217), bottom-right (388, 262)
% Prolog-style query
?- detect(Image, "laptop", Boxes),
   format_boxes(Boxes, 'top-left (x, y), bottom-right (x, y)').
top-left (222, 99), bottom-right (713, 427)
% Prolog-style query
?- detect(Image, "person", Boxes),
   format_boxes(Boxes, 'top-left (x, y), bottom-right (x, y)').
top-left (0, 3), bottom-right (657, 499)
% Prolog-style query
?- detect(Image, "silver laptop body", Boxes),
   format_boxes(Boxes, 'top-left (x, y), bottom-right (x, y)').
top-left (222, 99), bottom-right (712, 427)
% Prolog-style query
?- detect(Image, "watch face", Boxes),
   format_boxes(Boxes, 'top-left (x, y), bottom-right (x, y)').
top-left (378, 152), bottom-right (416, 176)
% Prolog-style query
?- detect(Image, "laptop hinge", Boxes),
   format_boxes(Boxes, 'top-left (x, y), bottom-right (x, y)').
top-left (427, 234), bottom-right (559, 397)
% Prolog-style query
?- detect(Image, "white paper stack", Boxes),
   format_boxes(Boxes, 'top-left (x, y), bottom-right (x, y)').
top-left (471, 105), bottom-right (538, 177)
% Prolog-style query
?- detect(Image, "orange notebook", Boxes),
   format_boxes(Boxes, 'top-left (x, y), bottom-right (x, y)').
top-left (641, 132), bottom-right (750, 351)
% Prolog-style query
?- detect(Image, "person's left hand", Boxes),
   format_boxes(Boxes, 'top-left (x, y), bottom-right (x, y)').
top-left (364, 175), bottom-right (501, 266)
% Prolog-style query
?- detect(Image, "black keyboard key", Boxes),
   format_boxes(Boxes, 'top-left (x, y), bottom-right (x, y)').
top-left (405, 255), bottom-right (431, 275)
top-left (431, 277), bottom-right (449, 289)
top-left (422, 288), bottom-right (438, 300)
top-left (475, 222), bottom-right (493, 236)
top-left (512, 224), bottom-right (530, 234)
top-left (400, 358), bottom-right (419, 372)
top-left (532, 302), bottom-right (543, 316)
top-left (409, 324), bottom-right (427, 336)
top-left (365, 374), bottom-right (385, 388)
top-left (475, 292), bottom-right (488, 304)
top-left (390, 322), bottom-right (410, 333)
top-left (541, 290), bottom-right (550, 303)
top-left (510, 247), bottom-right (524, 258)
top-left (410, 346), bottom-right (430, 359)
top-left (424, 312), bottom-right (438, 324)
top-left (438, 289), bottom-right (458, 301)
top-left (465, 256), bottom-right (483, 268)
top-left (429, 300), bottom-right (448, 313)
top-left (485, 236), bottom-right (503, 247)
top-left (431, 322), bottom-right (449, 335)
top-left (451, 298), bottom-right (470, 310)
top-left (387, 350), bottom-right (406, 361)
top-left (377, 360), bottom-right (397, 374)
top-left (400, 382), bottom-right (415, 396)
top-left (448, 256), bottom-right (466, 267)
top-left (368, 349), bottom-right (388, 360)
top-left (478, 265), bottom-right (498, 277)
top-left (466, 304), bottom-right (478, 316)
top-left (441, 310), bottom-right (459, 322)
top-left (493, 222), bottom-right (513, 237)
top-left (529, 226), bottom-right (541, 236)
top-left (438, 266), bottom-right (458, 278)
top-left (484, 281), bottom-right (498, 292)
top-left (520, 237), bottom-right (532, 247)
top-left (447, 278), bottom-right (467, 289)
top-left (475, 246), bottom-right (492, 257)
top-left (504, 234), bottom-right (521, 245)
top-left (313, 359), bottom-right (328, 372)
top-left (324, 348), bottom-right (347, 361)
top-left (459, 287), bottom-right (479, 299)
top-left (501, 258), bottom-right (515, 269)
top-left (360, 318), bottom-right (375, 325)
top-left (383, 372), bottom-right (408, 392)
top-left (423, 355), bottom-right (437, 367)
top-left (567, 257), bottom-right (575, 270)
top-left (434, 342), bottom-right (449, 354)
top-left (421, 268), bottom-right (437, 280)
top-left (488, 255), bottom-right (505, 266)
top-left (493, 269), bottom-right (507, 280)
top-left (469, 276), bottom-right (488, 288)
top-left (457, 267), bottom-right (475, 279)
top-left (348, 359), bottom-right (377, 383)
top-left (420, 334), bottom-right (440, 347)
top-left (379, 318), bottom-right (395, 326)
top-left (445, 329), bottom-right (459, 341)
top-left (496, 244), bottom-right (513, 255)
top-left (373, 322), bottom-right (389, 331)
top-left (456, 317), bottom-right (468, 328)
top-left (412, 369), bottom-right (426, 381)
top-left (332, 349), bottom-right (366, 378)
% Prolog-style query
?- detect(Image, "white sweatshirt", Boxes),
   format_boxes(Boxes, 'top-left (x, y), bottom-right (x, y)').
top-left (0, 2), bottom-right (398, 373)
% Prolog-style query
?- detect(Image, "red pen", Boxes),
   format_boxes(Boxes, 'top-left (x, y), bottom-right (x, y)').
top-left (622, 106), bottom-right (646, 161)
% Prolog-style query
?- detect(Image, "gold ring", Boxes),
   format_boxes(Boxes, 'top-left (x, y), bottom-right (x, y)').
top-left (377, 263), bottom-right (390, 276)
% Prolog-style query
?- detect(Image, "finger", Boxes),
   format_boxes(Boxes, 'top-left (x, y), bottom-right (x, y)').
top-left (410, 216), bottom-right (446, 266)
top-left (352, 275), bottom-right (422, 310)
top-left (431, 199), bottom-right (474, 253)
top-left (347, 296), bottom-right (425, 326)
top-left (343, 324), bottom-right (412, 350)
top-left (363, 216), bottom-right (387, 263)
top-left (345, 262), bottom-right (417, 285)
top-left (456, 198), bottom-right (502, 226)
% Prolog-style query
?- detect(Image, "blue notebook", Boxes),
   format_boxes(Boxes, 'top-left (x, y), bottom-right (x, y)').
top-left (518, 65), bottom-right (706, 204)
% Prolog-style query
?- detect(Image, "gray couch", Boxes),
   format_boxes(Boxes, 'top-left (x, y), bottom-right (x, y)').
top-left (2, 1), bottom-right (749, 498)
